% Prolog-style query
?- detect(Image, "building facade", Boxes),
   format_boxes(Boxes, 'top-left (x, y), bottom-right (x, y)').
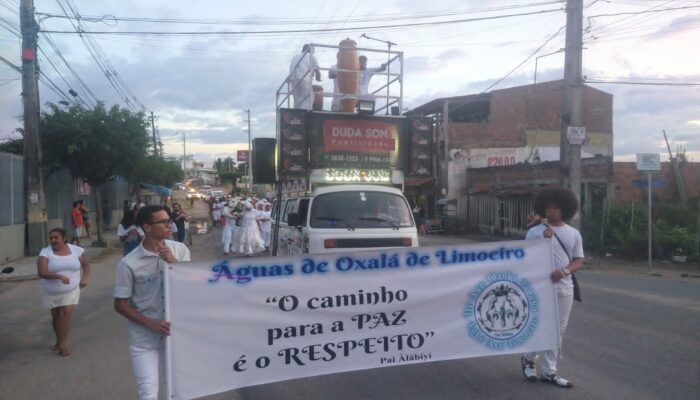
top-left (409, 80), bottom-right (614, 233)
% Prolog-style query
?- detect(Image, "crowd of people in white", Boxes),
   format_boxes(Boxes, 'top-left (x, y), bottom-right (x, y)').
top-left (210, 196), bottom-right (272, 257)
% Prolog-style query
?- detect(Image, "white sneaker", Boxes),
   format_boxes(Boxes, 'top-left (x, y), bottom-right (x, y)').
top-left (521, 356), bottom-right (537, 382)
top-left (540, 373), bottom-right (573, 388)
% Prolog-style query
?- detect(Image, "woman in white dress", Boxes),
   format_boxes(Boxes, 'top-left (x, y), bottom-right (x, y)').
top-left (233, 201), bottom-right (265, 257)
top-left (212, 198), bottom-right (222, 228)
top-left (37, 227), bottom-right (90, 356)
top-left (257, 201), bottom-right (272, 249)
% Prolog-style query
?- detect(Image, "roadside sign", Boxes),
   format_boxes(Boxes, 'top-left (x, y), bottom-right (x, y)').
top-left (237, 150), bottom-right (249, 162)
top-left (636, 153), bottom-right (661, 173)
top-left (567, 126), bottom-right (586, 145)
top-left (633, 179), bottom-right (666, 188)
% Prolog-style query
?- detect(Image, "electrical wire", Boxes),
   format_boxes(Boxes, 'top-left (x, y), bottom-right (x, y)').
top-left (54, 0), bottom-right (144, 111)
top-left (39, 7), bottom-right (566, 36)
top-left (39, 23), bottom-right (99, 106)
top-left (480, 25), bottom-right (566, 93)
top-left (584, 78), bottom-right (700, 86)
top-left (35, 1), bottom-right (565, 26)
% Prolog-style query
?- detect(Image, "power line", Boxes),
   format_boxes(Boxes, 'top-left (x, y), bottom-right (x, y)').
top-left (38, 22), bottom-right (99, 106)
top-left (587, 4), bottom-right (700, 19)
top-left (38, 7), bottom-right (566, 36)
top-left (480, 25), bottom-right (566, 93)
top-left (0, 54), bottom-right (21, 72)
top-left (61, 0), bottom-right (135, 110)
top-left (53, 0), bottom-right (144, 111)
top-left (0, 0), bottom-right (18, 16)
top-left (34, 1), bottom-right (565, 26)
top-left (38, 69), bottom-right (72, 101)
top-left (584, 78), bottom-right (700, 86)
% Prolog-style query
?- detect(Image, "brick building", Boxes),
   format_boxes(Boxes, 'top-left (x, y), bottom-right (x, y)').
top-left (408, 80), bottom-right (614, 233)
top-left (613, 161), bottom-right (700, 204)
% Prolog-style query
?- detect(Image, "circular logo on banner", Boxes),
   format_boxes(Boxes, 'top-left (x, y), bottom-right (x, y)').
top-left (464, 271), bottom-right (539, 351)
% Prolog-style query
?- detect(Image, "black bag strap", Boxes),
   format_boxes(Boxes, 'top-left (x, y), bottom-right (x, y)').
top-left (543, 223), bottom-right (572, 262)
top-left (543, 223), bottom-right (582, 302)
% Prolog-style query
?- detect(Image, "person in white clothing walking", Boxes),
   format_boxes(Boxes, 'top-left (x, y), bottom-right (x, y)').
top-left (221, 199), bottom-right (240, 255)
top-left (520, 187), bottom-right (584, 389)
top-left (257, 201), bottom-right (272, 250)
top-left (113, 205), bottom-right (191, 400)
top-left (37, 227), bottom-right (90, 357)
top-left (233, 201), bottom-right (265, 257)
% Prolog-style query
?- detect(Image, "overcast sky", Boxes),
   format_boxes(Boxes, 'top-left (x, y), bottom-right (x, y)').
top-left (1, 0), bottom-right (698, 165)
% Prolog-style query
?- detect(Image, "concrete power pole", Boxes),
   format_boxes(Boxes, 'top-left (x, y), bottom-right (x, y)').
top-left (150, 111), bottom-right (158, 157)
top-left (20, 0), bottom-right (47, 255)
top-left (559, 0), bottom-right (584, 229)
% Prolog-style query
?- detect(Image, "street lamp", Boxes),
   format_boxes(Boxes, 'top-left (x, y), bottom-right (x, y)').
top-left (243, 109), bottom-right (252, 192)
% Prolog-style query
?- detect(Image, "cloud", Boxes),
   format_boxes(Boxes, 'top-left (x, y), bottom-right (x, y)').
top-left (651, 13), bottom-right (700, 40)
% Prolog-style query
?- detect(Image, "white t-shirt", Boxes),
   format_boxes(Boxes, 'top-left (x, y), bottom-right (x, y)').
top-left (39, 244), bottom-right (85, 294)
top-left (526, 223), bottom-right (583, 289)
top-left (359, 66), bottom-right (384, 97)
top-left (289, 52), bottom-right (319, 84)
top-left (117, 224), bottom-right (144, 243)
top-left (113, 240), bottom-right (190, 349)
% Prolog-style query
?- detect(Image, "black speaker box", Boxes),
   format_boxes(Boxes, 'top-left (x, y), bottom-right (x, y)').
top-left (252, 138), bottom-right (277, 184)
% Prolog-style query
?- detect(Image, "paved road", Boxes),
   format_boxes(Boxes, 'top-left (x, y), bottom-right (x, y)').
top-left (1, 203), bottom-right (698, 399)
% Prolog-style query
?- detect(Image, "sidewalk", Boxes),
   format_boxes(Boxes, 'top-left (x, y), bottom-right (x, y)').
top-left (424, 230), bottom-right (700, 278)
top-left (0, 230), bottom-right (121, 282)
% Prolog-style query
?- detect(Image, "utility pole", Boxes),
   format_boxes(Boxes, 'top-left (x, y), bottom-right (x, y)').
top-left (559, 0), bottom-right (584, 228)
top-left (182, 132), bottom-right (186, 172)
top-left (21, 0), bottom-right (47, 255)
top-left (150, 111), bottom-right (158, 157)
top-left (662, 129), bottom-right (687, 207)
top-left (244, 109), bottom-right (252, 191)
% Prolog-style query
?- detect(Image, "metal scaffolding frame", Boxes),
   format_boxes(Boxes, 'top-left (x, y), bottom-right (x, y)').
top-left (276, 43), bottom-right (404, 115)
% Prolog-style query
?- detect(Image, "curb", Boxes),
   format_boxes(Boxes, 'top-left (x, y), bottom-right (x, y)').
top-left (0, 241), bottom-right (118, 283)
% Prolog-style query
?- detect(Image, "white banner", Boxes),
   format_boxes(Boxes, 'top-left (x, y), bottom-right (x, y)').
top-left (166, 240), bottom-right (559, 400)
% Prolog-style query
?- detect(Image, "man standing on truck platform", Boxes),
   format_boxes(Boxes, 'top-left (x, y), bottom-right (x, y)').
top-left (289, 44), bottom-right (321, 110)
top-left (359, 55), bottom-right (387, 101)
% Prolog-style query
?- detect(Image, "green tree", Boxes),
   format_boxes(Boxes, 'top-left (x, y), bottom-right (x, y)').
top-left (41, 103), bottom-right (151, 246)
top-left (128, 155), bottom-right (184, 188)
top-left (213, 156), bottom-right (235, 174)
top-left (0, 138), bottom-right (23, 155)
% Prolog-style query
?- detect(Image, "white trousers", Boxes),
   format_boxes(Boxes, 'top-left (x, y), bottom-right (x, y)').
top-left (291, 81), bottom-right (312, 110)
top-left (222, 225), bottom-right (237, 252)
top-left (130, 345), bottom-right (162, 400)
top-left (525, 287), bottom-right (574, 375)
top-left (261, 226), bottom-right (271, 247)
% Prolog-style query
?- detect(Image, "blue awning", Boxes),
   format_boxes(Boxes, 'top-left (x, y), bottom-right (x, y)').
top-left (139, 183), bottom-right (172, 197)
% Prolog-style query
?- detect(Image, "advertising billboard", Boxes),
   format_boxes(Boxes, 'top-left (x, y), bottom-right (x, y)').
top-left (236, 150), bottom-right (249, 163)
top-left (278, 108), bottom-right (309, 175)
top-left (407, 117), bottom-right (433, 176)
top-left (308, 113), bottom-right (406, 169)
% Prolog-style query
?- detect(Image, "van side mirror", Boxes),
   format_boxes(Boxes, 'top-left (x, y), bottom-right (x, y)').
top-left (287, 212), bottom-right (301, 227)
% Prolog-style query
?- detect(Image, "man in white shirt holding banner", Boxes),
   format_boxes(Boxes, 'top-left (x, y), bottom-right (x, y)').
top-left (113, 205), bottom-right (190, 400)
top-left (521, 187), bottom-right (584, 389)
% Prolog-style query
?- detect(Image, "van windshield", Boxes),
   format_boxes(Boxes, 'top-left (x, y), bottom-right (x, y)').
top-left (310, 191), bottom-right (414, 229)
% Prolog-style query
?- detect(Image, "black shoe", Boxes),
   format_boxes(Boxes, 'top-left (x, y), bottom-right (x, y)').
top-left (540, 373), bottom-right (573, 388)
top-left (521, 356), bottom-right (538, 382)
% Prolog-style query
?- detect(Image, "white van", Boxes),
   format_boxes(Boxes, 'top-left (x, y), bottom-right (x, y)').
top-left (273, 184), bottom-right (418, 255)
